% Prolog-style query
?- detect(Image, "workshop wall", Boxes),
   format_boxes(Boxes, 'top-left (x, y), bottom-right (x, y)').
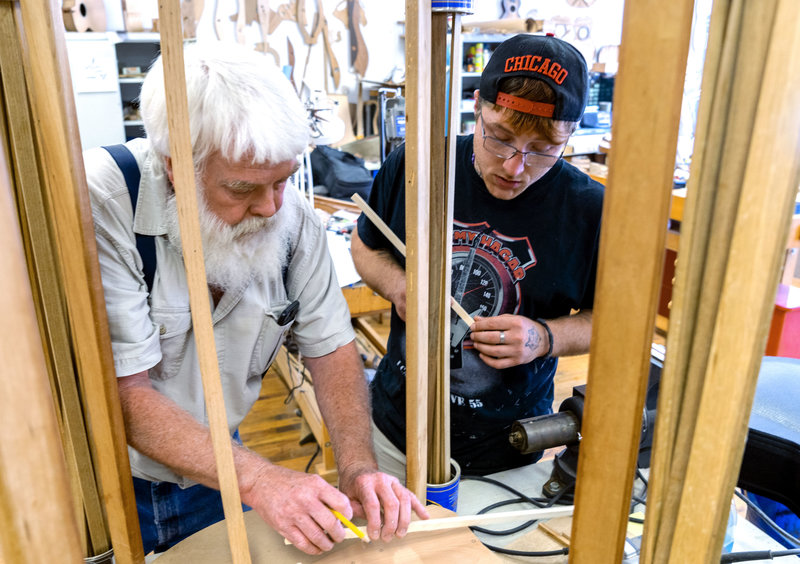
top-left (100, 0), bottom-right (625, 106)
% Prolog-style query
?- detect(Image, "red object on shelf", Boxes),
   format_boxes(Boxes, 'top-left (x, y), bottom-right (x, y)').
top-left (766, 284), bottom-right (800, 359)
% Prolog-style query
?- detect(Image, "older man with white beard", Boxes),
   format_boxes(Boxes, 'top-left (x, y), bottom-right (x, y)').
top-left (83, 42), bottom-right (426, 556)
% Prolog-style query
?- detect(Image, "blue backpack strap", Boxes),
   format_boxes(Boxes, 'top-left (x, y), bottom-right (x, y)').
top-left (102, 144), bottom-right (157, 292)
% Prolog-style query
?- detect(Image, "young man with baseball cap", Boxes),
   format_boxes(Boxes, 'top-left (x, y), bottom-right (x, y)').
top-left (351, 34), bottom-right (604, 476)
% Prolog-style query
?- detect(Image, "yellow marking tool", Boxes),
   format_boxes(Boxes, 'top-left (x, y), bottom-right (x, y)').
top-left (330, 509), bottom-right (370, 543)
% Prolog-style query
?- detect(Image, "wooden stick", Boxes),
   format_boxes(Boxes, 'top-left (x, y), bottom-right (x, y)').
top-left (538, 521), bottom-right (571, 548)
top-left (666, 0), bottom-right (800, 560)
top-left (351, 194), bottom-right (406, 254)
top-left (569, 1), bottom-right (695, 562)
top-left (642, 1), bottom-right (747, 560)
top-left (17, 3), bottom-right (144, 561)
top-left (428, 11), bottom-right (449, 485)
top-left (351, 194), bottom-right (475, 327)
top-left (0, 99), bottom-right (83, 564)
top-left (0, 6), bottom-right (109, 553)
top-left (403, 0), bottom-right (431, 501)
top-left (156, 3), bottom-right (251, 562)
top-left (285, 505), bottom-right (575, 544)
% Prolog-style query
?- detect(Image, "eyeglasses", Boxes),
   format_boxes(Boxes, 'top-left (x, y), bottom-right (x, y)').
top-left (478, 110), bottom-right (564, 168)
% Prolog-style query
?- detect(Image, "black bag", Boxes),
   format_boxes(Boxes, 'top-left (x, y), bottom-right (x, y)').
top-left (310, 145), bottom-right (373, 200)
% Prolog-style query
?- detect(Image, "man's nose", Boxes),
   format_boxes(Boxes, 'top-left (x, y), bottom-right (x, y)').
top-left (503, 152), bottom-right (526, 176)
top-left (248, 191), bottom-right (280, 218)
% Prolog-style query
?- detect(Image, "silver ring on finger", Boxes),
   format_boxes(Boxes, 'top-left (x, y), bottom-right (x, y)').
top-left (499, 330), bottom-right (505, 345)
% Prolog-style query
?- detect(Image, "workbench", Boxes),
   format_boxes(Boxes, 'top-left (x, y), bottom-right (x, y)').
top-left (147, 457), bottom-right (786, 563)
top-left (456, 459), bottom-right (787, 563)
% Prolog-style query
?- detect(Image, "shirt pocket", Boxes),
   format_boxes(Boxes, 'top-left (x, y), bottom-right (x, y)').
top-left (149, 307), bottom-right (193, 381)
top-left (249, 302), bottom-right (295, 378)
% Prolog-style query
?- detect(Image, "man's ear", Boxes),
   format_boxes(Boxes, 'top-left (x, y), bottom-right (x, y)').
top-left (473, 89), bottom-right (481, 113)
top-left (164, 156), bottom-right (174, 185)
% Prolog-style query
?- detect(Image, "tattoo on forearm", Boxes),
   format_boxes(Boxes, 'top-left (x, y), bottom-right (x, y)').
top-left (524, 328), bottom-right (541, 352)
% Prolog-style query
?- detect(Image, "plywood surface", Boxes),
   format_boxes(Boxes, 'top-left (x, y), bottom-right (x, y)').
top-left (156, 505), bottom-right (500, 563)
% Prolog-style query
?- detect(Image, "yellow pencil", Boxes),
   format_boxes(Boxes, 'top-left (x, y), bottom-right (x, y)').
top-left (330, 509), bottom-right (370, 543)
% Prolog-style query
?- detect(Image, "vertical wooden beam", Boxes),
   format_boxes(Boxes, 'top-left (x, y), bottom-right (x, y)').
top-left (404, 0), bottom-right (432, 500)
top-left (427, 11), bottom-right (450, 485)
top-left (156, 2), bottom-right (251, 562)
top-left (568, 1), bottom-right (694, 561)
top-left (0, 116), bottom-right (83, 564)
top-left (16, 2), bottom-right (144, 562)
top-left (667, 1), bottom-right (800, 560)
top-left (0, 4), bottom-right (110, 555)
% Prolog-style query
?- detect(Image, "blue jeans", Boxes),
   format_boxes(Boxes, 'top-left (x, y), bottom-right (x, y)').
top-left (133, 477), bottom-right (228, 554)
top-left (134, 431), bottom-right (250, 554)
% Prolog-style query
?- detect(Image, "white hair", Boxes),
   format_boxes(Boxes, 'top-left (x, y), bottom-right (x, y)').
top-left (140, 42), bottom-right (310, 167)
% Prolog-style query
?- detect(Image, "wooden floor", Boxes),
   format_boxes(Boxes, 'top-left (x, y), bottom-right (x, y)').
top-left (239, 314), bottom-right (616, 473)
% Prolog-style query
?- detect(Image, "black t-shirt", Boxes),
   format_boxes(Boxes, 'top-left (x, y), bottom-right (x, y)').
top-left (357, 135), bottom-right (604, 475)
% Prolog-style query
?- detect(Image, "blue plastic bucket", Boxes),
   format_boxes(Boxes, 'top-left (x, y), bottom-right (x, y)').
top-left (431, 0), bottom-right (473, 14)
top-left (426, 460), bottom-right (461, 511)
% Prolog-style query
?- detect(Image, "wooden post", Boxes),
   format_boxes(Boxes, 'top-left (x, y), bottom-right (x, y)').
top-left (568, 1), bottom-right (694, 562)
top-left (404, 0), bottom-right (432, 500)
top-left (156, 2), bottom-right (251, 562)
top-left (647, 0), bottom-right (800, 560)
top-left (427, 11), bottom-right (450, 485)
top-left (0, 112), bottom-right (83, 564)
top-left (16, 2), bottom-right (144, 561)
top-left (0, 4), bottom-right (111, 555)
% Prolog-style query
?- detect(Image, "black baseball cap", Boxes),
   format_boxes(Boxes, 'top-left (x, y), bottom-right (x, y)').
top-left (479, 33), bottom-right (589, 122)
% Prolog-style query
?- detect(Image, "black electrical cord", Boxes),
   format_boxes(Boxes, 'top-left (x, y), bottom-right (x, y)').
top-left (459, 475), bottom-right (573, 557)
top-left (304, 444), bottom-right (320, 473)
top-left (720, 549), bottom-right (800, 563)
top-left (470, 482), bottom-right (572, 536)
top-left (734, 490), bottom-right (800, 549)
top-left (283, 349), bottom-right (310, 405)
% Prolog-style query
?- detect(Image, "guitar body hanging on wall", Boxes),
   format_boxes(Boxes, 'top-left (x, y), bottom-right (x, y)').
top-left (501, 0), bottom-right (520, 19)
top-left (62, 0), bottom-right (107, 32)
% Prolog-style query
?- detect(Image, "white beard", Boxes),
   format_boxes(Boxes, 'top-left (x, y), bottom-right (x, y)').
top-left (163, 188), bottom-right (292, 292)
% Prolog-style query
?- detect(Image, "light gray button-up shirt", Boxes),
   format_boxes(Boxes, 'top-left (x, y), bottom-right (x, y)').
top-left (85, 139), bottom-right (354, 485)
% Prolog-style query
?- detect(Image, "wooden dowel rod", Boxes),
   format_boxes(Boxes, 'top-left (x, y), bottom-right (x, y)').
top-left (156, 3), bottom-right (251, 563)
top-left (351, 194), bottom-right (475, 327)
top-left (351, 194), bottom-right (406, 255)
top-left (285, 505), bottom-right (575, 544)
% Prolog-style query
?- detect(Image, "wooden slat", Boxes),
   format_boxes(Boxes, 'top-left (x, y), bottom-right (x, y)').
top-left (642, 1), bottom-right (754, 559)
top-left (568, 1), bottom-right (694, 562)
top-left (0, 106), bottom-right (83, 564)
top-left (427, 11), bottom-right (449, 485)
top-left (403, 0), bottom-right (431, 500)
top-left (156, 3), bottom-right (251, 562)
top-left (666, 0), bottom-right (800, 560)
top-left (0, 5), bottom-right (110, 555)
top-left (15, 2), bottom-right (144, 562)
top-left (353, 317), bottom-right (388, 356)
top-left (271, 347), bottom-right (338, 482)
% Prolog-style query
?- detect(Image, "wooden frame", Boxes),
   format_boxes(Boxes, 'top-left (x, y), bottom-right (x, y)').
top-left (569, 2), bottom-right (695, 560)
top-left (14, 2), bottom-right (143, 561)
top-left (0, 94), bottom-right (84, 564)
top-left (403, 0), bottom-right (432, 500)
top-left (156, 2), bottom-right (251, 562)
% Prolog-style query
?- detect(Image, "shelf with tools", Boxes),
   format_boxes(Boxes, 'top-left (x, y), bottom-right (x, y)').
top-left (457, 33), bottom-right (509, 134)
top-left (114, 33), bottom-right (161, 141)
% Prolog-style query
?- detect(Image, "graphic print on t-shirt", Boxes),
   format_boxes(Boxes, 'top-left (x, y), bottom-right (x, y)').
top-left (450, 220), bottom-right (537, 348)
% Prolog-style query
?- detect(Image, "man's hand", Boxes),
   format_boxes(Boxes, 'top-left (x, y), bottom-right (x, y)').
top-left (242, 463), bottom-right (355, 555)
top-left (470, 314), bottom-right (549, 369)
top-left (337, 463), bottom-right (429, 542)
